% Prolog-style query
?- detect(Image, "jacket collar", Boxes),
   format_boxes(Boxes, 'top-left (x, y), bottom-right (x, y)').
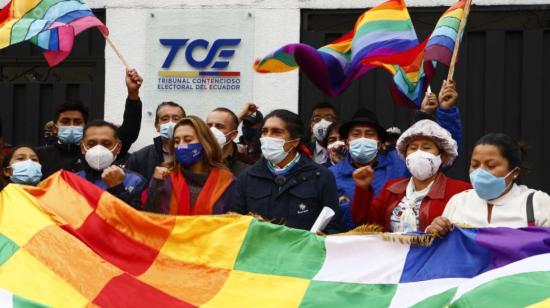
top-left (249, 155), bottom-right (316, 180)
top-left (55, 141), bottom-right (81, 154)
top-left (153, 136), bottom-right (165, 156)
top-left (338, 155), bottom-right (382, 176)
top-left (387, 172), bottom-right (448, 199)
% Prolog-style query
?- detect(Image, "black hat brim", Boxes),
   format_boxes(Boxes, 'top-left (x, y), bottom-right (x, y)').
top-left (339, 118), bottom-right (387, 141)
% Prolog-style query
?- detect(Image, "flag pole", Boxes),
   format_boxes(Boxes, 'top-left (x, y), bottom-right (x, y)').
top-left (102, 32), bottom-right (130, 70)
top-left (447, 0), bottom-right (473, 81)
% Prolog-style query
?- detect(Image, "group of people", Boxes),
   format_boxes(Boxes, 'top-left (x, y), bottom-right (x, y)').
top-left (1, 70), bottom-right (549, 235)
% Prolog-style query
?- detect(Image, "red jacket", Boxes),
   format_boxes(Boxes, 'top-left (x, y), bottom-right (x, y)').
top-left (351, 172), bottom-right (472, 232)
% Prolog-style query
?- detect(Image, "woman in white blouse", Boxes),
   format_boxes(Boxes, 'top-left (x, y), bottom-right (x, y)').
top-left (427, 133), bottom-right (550, 235)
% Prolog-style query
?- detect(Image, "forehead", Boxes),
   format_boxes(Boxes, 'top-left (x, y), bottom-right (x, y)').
top-left (207, 111), bottom-right (231, 124)
top-left (174, 124), bottom-right (196, 136)
top-left (472, 144), bottom-right (504, 160)
top-left (58, 110), bottom-right (84, 120)
top-left (158, 105), bottom-right (183, 116)
top-left (409, 136), bottom-right (438, 146)
top-left (350, 124), bottom-right (377, 133)
top-left (13, 147), bottom-right (36, 157)
top-left (84, 126), bottom-right (116, 139)
top-left (313, 107), bottom-right (336, 116)
top-left (263, 117), bottom-right (286, 129)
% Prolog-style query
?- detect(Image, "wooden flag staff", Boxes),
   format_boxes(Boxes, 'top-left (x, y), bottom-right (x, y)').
top-left (102, 33), bottom-right (130, 70)
top-left (100, 31), bottom-right (143, 85)
top-left (447, 0), bottom-right (473, 81)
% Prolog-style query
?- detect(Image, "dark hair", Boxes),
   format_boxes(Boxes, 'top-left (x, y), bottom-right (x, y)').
top-left (312, 102), bottom-right (338, 116)
top-left (155, 101), bottom-right (186, 125)
top-left (321, 122), bottom-right (341, 148)
top-left (55, 100), bottom-right (89, 123)
top-left (475, 133), bottom-right (528, 173)
top-left (2, 145), bottom-right (37, 170)
top-left (263, 109), bottom-right (305, 142)
top-left (83, 120), bottom-right (119, 140)
top-left (212, 107), bottom-right (239, 130)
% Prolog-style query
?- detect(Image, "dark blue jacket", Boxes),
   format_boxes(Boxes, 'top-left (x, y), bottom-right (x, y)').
top-left (329, 107), bottom-right (464, 230)
top-left (76, 167), bottom-right (146, 210)
top-left (231, 155), bottom-right (344, 234)
top-left (126, 136), bottom-right (165, 184)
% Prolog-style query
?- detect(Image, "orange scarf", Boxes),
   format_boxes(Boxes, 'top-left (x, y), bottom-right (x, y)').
top-left (167, 168), bottom-right (233, 215)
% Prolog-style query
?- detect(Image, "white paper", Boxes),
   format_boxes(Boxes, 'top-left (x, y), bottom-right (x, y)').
top-left (310, 206), bottom-right (336, 233)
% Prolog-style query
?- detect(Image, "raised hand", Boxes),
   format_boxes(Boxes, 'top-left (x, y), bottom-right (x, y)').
top-left (438, 80), bottom-right (458, 110)
top-left (126, 69), bottom-right (143, 100)
top-left (352, 165), bottom-right (375, 190)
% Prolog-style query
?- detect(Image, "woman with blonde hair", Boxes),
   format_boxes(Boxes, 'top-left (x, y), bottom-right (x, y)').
top-left (144, 116), bottom-right (235, 215)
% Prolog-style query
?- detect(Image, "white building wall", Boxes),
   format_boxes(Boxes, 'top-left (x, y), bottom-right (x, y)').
top-left (1, 0), bottom-right (547, 148)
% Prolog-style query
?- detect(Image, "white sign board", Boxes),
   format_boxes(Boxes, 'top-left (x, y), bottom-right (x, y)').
top-left (144, 9), bottom-right (254, 120)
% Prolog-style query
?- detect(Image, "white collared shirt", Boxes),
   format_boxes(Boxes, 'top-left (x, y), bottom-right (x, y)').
top-left (443, 184), bottom-right (550, 227)
top-left (313, 142), bottom-right (328, 165)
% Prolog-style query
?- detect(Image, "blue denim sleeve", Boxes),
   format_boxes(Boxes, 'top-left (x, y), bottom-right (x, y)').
top-left (436, 106), bottom-right (463, 155)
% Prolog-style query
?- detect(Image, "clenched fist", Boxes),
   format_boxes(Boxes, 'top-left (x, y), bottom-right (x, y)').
top-left (153, 166), bottom-right (170, 180)
top-left (352, 165), bottom-right (375, 190)
top-left (438, 80), bottom-right (458, 110)
top-left (102, 166), bottom-right (125, 188)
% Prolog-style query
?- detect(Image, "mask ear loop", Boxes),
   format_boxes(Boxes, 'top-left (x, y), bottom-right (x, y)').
top-left (502, 166), bottom-right (520, 193)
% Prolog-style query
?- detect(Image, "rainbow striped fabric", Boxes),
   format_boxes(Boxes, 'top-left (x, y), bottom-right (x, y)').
top-left (386, 0), bottom-right (467, 107)
top-left (254, 0), bottom-right (418, 97)
top-left (0, 0), bottom-right (108, 66)
top-left (255, 0), bottom-right (468, 108)
top-left (1, 171), bottom-right (550, 307)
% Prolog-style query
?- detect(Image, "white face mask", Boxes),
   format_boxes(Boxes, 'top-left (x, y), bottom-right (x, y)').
top-left (260, 137), bottom-right (293, 165)
top-left (210, 126), bottom-right (233, 148)
top-left (85, 144), bottom-right (117, 171)
top-left (312, 119), bottom-right (333, 141)
top-left (406, 150), bottom-right (442, 181)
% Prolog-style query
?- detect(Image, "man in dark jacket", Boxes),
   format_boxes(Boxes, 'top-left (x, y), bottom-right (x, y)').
top-left (306, 102), bottom-right (339, 165)
top-left (231, 109), bottom-right (344, 234)
top-left (126, 101), bottom-right (185, 183)
top-left (76, 120), bottom-right (146, 209)
top-left (206, 107), bottom-right (250, 176)
top-left (37, 69), bottom-right (143, 178)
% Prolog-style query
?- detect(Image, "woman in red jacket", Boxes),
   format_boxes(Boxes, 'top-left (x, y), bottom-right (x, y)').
top-left (351, 119), bottom-right (471, 232)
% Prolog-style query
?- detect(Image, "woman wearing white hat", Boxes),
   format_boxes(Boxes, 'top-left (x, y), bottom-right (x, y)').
top-left (351, 119), bottom-right (471, 232)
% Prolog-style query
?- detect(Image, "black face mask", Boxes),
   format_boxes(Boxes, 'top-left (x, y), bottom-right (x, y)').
top-left (242, 126), bottom-right (260, 141)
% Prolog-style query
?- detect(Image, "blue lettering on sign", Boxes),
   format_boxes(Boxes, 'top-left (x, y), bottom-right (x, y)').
top-left (160, 38), bottom-right (241, 69)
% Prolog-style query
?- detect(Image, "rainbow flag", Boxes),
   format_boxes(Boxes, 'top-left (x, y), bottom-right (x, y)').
top-left (0, 0), bottom-right (108, 67)
top-left (1, 171), bottom-right (550, 307)
top-left (425, 0), bottom-right (467, 65)
top-left (379, 0), bottom-right (468, 108)
top-left (254, 0), bottom-right (418, 97)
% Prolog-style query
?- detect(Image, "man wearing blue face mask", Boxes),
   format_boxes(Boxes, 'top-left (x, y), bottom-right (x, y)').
top-left (126, 101), bottom-right (186, 183)
top-left (37, 69), bottom-right (144, 179)
top-left (329, 109), bottom-right (408, 230)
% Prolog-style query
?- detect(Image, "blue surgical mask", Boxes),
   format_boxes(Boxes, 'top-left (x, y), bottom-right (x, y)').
top-left (470, 168), bottom-right (516, 200)
top-left (159, 122), bottom-right (177, 140)
top-left (57, 126), bottom-right (83, 144)
top-left (349, 138), bottom-right (378, 164)
top-left (175, 143), bottom-right (204, 167)
top-left (10, 160), bottom-right (43, 185)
